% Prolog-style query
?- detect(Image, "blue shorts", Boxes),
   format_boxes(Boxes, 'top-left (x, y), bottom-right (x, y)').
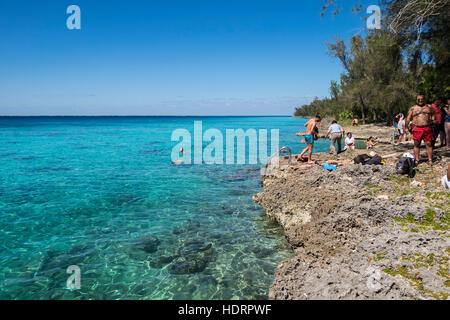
top-left (304, 134), bottom-right (314, 144)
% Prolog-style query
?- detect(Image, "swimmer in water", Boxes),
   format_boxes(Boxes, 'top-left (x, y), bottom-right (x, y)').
top-left (172, 147), bottom-right (185, 165)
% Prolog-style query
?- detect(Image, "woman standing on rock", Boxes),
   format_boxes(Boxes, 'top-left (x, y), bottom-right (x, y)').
top-left (397, 113), bottom-right (406, 143)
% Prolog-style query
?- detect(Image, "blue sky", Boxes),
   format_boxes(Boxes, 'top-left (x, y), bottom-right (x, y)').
top-left (0, 0), bottom-right (375, 115)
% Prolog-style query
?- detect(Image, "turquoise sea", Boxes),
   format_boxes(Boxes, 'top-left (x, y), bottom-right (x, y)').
top-left (0, 116), bottom-right (331, 300)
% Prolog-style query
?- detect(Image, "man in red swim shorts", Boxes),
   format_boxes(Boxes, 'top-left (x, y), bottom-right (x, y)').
top-left (405, 95), bottom-right (435, 166)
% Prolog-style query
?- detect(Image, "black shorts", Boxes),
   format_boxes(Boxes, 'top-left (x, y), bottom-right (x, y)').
top-left (431, 123), bottom-right (440, 139)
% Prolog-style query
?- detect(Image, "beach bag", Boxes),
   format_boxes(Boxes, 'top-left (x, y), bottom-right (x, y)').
top-left (402, 152), bottom-right (415, 160)
top-left (366, 155), bottom-right (382, 165)
top-left (353, 154), bottom-right (371, 165)
top-left (396, 157), bottom-right (415, 178)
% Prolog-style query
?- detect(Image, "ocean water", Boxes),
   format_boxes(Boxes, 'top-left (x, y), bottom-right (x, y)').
top-left (0, 116), bottom-right (331, 300)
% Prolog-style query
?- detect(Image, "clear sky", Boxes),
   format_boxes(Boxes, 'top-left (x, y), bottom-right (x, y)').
top-left (0, 0), bottom-right (374, 116)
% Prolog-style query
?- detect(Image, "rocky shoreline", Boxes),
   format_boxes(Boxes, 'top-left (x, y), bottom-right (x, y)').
top-left (253, 139), bottom-right (449, 300)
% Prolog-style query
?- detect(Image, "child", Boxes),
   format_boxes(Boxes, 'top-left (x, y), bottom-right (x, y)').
top-left (366, 136), bottom-right (376, 150)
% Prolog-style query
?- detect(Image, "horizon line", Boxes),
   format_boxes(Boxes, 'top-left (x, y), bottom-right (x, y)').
top-left (0, 115), bottom-right (293, 117)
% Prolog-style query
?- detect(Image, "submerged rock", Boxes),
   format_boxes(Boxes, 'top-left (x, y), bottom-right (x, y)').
top-left (225, 167), bottom-right (261, 182)
top-left (172, 227), bottom-right (184, 235)
top-left (138, 236), bottom-right (161, 253)
top-left (168, 255), bottom-right (208, 274)
top-left (180, 240), bottom-right (212, 253)
top-left (167, 240), bottom-right (214, 274)
top-left (249, 246), bottom-right (274, 259)
top-left (149, 255), bottom-right (178, 269)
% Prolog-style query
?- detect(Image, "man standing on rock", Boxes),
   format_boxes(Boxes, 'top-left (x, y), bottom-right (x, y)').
top-left (298, 115), bottom-right (322, 164)
top-left (405, 95), bottom-right (435, 166)
top-left (326, 120), bottom-right (344, 155)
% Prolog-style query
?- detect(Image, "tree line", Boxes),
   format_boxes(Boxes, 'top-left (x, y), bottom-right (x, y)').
top-left (294, 0), bottom-right (450, 124)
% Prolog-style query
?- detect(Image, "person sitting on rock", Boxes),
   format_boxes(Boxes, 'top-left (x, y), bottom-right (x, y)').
top-left (366, 136), bottom-right (376, 150)
top-left (344, 132), bottom-right (355, 151)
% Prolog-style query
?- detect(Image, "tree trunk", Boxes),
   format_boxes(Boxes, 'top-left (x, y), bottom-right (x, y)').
top-left (359, 94), bottom-right (366, 125)
top-left (387, 111), bottom-right (393, 126)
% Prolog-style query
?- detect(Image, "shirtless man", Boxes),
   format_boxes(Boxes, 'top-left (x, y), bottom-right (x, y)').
top-left (298, 115), bottom-right (321, 164)
top-left (405, 95), bottom-right (435, 166)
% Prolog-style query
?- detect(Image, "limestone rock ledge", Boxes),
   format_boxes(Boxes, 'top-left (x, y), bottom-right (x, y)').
top-left (253, 161), bottom-right (450, 300)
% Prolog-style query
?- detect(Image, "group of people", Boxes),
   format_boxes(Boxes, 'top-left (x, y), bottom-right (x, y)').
top-left (405, 95), bottom-right (450, 166)
top-left (394, 96), bottom-right (450, 149)
top-left (296, 116), bottom-right (359, 164)
top-left (430, 97), bottom-right (449, 149)
top-left (323, 120), bottom-right (362, 154)
top-left (324, 120), bottom-right (378, 154)
top-left (298, 94), bottom-right (450, 167)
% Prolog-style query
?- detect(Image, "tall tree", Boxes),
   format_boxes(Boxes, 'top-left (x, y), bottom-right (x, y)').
top-left (295, 1), bottom-right (449, 120)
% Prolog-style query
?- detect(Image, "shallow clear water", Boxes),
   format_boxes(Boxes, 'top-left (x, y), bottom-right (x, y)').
top-left (0, 116), bottom-right (330, 300)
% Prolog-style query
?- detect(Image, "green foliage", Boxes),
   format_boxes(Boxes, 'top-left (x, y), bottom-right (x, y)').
top-left (383, 250), bottom-right (450, 300)
top-left (297, 1), bottom-right (450, 121)
top-left (337, 111), bottom-right (352, 121)
top-left (394, 213), bottom-right (416, 227)
top-left (368, 252), bottom-right (386, 263)
top-left (425, 191), bottom-right (450, 201)
top-left (393, 209), bottom-right (449, 233)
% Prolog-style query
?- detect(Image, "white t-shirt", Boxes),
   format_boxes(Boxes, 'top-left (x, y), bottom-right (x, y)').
top-left (328, 123), bottom-right (342, 134)
top-left (345, 137), bottom-right (355, 145)
top-left (398, 119), bottom-right (405, 132)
